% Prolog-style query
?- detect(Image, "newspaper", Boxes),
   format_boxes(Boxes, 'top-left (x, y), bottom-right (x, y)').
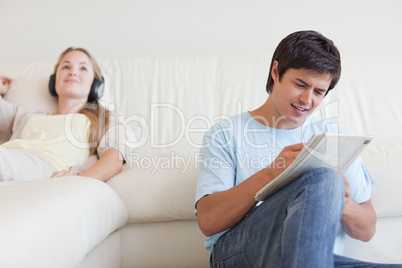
top-left (255, 133), bottom-right (373, 201)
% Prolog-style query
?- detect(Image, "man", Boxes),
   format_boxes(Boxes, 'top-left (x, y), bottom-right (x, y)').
top-left (195, 31), bottom-right (398, 267)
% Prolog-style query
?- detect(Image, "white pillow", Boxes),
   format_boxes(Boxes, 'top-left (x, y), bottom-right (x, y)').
top-left (3, 77), bottom-right (57, 114)
top-left (106, 152), bottom-right (198, 223)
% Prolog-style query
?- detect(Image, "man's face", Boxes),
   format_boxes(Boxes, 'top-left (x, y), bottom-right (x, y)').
top-left (269, 61), bottom-right (332, 129)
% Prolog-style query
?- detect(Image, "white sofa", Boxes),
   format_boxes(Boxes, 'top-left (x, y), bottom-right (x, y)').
top-left (0, 53), bottom-right (401, 267)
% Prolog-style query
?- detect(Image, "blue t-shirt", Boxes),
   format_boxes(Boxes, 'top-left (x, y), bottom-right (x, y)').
top-left (195, 112), bottom-right (373, 254)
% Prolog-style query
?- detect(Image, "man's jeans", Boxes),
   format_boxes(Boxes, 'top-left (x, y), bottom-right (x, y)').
top-left (210, 167), bottom-right (402, 268)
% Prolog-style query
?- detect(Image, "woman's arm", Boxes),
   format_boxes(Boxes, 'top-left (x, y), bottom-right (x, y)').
top-left (0, 76), bottom-right (29, 143)
top-left (78, 149), bottom-right (123, 181)
top-left (52, 149), bottom-right (124, 181)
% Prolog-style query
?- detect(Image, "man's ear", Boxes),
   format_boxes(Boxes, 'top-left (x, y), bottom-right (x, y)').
top-left (271, 61), bottom-right (279, 82)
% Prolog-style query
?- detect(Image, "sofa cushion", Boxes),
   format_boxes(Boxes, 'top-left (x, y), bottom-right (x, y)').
top-left (3, 76), bottom-right (57, 113)
top-left (361, 142), bottom-right (402, 218)
top-left (344, 216), bottom-right (402, 264)
top-left (108, 142), bottom-right (402, 223)
top-left (0, 176), bottom-right (128, 268)
top-left (107, 153), bottom-right (198, 223)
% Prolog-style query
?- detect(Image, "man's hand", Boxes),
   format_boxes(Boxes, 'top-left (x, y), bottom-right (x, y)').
top-left (266, 143), bottom-right (304, 179)
top-left (0, 76), bottom-right (12, 95)
top-left (340, 173), bottom-right (377, 242)
top-left (339, 173), bottom-right (351, 201)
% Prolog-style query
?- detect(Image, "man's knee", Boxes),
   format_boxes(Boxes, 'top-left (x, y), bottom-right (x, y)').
top-left (306, 167), bottom-right (345, 192)
top-left (307, 167), bottom-right (345, 209)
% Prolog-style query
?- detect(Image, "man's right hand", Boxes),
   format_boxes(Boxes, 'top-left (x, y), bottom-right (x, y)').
top-left (266, 143), bottom-right (304, 180)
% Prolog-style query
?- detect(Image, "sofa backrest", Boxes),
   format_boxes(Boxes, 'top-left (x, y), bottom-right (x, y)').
top-left (1, 53), bottom-right (402, 220)
top-left (1, 53), bottom-right (401, 152)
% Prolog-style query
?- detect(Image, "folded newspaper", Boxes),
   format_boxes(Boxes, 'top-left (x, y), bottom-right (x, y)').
top-left (255, 133), bottom-right (373, 201)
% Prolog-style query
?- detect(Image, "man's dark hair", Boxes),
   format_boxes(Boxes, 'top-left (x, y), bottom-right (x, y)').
top-left (266, 30), bottom-right (341, 95)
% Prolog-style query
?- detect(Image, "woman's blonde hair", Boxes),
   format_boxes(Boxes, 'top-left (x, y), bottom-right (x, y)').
top-left (54, 47), bottom-right (103, 80)
top-left (55, 47), bottom-right (110, 156)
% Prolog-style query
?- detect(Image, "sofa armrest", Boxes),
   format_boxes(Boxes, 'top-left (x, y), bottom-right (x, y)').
top-left (0, 176), bottom-right (127, 268)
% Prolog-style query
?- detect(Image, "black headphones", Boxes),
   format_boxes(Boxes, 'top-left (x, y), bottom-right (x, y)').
top-left (48, 74), bottom-right (105, 102)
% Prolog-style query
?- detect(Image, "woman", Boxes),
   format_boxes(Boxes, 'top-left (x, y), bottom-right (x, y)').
top-left (0, 47), bottom-right (133, 182)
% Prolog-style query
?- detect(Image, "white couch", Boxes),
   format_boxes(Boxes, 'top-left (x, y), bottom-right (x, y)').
top-left (0, 53), bottom-right (401, 267)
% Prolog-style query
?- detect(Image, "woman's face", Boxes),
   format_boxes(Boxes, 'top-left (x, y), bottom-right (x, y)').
top-left (55, 50), bottom-right (95, 102)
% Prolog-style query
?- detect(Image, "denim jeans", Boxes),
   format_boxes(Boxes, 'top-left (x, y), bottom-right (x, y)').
top-left (210, 167), bottom-right (402, 268)
top-left (334, 254), bottom-right (402, 267)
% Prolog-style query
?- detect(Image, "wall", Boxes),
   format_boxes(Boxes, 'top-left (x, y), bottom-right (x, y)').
top-left (1, 0), bottom-right (401, 62)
